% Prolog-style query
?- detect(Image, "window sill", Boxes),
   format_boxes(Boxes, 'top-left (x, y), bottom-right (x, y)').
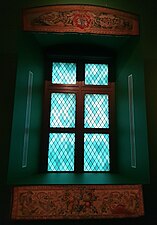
top-left (8, 172), bottom-right (149, 185)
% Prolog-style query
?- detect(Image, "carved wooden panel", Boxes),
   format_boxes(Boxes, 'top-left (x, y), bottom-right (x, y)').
top-left (11, 185), bottom-right (144, 220)
top-left (23, 5), bottom-right (139, 35)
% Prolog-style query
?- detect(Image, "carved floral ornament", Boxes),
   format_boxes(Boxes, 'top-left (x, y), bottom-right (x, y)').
top-left (23, 5), bottom-right (139, 36)
top-left (11, 185), bottom-right (144, 220)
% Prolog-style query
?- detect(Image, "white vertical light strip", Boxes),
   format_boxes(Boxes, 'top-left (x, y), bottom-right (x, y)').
top-left (22, 71), bottom-right (33, 168)
top-left (128, 74), bottom-right (136, 168)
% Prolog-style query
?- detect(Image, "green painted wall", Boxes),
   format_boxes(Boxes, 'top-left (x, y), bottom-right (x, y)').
top-left (8, 32), bottom-right (44, 182)
top-left (116, 38), bottom-right (149, 182)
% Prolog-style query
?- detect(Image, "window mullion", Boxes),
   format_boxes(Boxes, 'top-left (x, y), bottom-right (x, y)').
top-left (75, 82), bottom-right (84, 173)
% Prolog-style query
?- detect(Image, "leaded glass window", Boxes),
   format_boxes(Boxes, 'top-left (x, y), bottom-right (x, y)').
top-left (48, 133), bottom-right (75, 171)
top-left (85, 64), bottom-right (108, 85)
top-left (84, 94), bottom-right (109, 128)
top-left (52, 62), bottom-right (76, 84)
top-left (43, 60), bottom-right (114, 173)
top-left (50, 93), bottom-right (76, 128)
top-left (84, 133), bottom-right (110, 171)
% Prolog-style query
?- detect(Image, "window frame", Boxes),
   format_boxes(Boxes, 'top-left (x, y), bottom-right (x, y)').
top-left (40, 57), bottom-right (115, 173)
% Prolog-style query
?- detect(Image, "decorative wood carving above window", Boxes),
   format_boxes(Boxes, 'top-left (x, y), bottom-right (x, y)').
top-left (23, 5), bottom-right (139, 36)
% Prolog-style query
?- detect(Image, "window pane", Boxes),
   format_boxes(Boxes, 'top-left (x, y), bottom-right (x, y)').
top-left (84, 94), bottom-right (109, 128)
top-left (52, 62), bottom-right (76, 84)
top-left (50, 93), bottom-right (76, 128)
top-left (48, 133), bottom-right (75, 171)
top-left (84, 133), bottom-right (110, 171)
top-left (85, 64), bottom-right (108, 85)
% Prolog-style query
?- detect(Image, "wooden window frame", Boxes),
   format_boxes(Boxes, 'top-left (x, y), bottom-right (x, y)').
top-left (40, 57), bottom-right (115, 173)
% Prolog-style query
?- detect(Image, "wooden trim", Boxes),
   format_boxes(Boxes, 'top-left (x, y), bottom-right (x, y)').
top-left (40, 81), bottom-right (51, 172)
top-left (23, 5), bottom-right (139, 36)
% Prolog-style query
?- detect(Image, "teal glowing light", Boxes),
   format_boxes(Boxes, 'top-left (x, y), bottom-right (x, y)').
top-left (85, 64), bottom-right (108, 85)
top-left (84, 94), bottom-right (109, 128)
top-left (52, 62), bottom-right (76, 84)
top-left (48, 133), bottom-right (75, 171)
top-left (84, 133), bottom-right (110, 171)
top-left (48, 62), bottom-right (110, 172)
top-left (50, 93), bottom-right (76, 128)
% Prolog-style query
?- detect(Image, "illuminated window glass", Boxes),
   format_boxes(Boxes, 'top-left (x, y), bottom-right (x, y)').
top-left (52, 62), bottom-right (76, 84)
top-left (50, 93), bottom-right (76, 128)
top-left (48, 133), bottom-right (75, 171)
top-left (84, 94), bottom-right (109, 128)
top-left (84, 133), bottom-right (110, 171)
top-left (85, 64), bottom-right (108, 85)
top-left (43, 60), bottom-right (114, 172)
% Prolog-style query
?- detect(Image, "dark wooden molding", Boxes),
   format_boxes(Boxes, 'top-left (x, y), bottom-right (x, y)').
top-left (23, 5), bottom-right (139, 36)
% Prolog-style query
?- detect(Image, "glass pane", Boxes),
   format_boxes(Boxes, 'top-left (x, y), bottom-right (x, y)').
top-left (84, 94), bottom-right (109, 128)
top-left (50, 93), bottom-right (76, 128)
top-left (48, 133), bottom-right (75, 171)
top-left (84, 133), bottom-right (110, 171)
top-left (85, 64), bottom-right (108, 85)
top-left (52, 62), bottom-right (76, 84)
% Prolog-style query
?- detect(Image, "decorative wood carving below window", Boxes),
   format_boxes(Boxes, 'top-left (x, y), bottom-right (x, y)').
top-left (23, 5), bottom-right (139, 35)
top-left (11, 185), bottom-right (144, 220)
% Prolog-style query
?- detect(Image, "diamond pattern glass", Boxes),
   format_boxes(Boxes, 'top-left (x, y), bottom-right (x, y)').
top-left (85, 64), bottom-right (108, 85)
top-left (84, 133), bottom-right (110, 171)
top-left (48, 133), bottom-right (75, 171)
top-left (52, 62), bottom-right (76, 84)
top-left (50, 93), bottom-right (76, 128)
top-left (84, 94), bottom-right (109, 128)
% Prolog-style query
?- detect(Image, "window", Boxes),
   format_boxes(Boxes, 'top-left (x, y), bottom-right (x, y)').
top-left (42, 58), bottom-right (115, 173)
